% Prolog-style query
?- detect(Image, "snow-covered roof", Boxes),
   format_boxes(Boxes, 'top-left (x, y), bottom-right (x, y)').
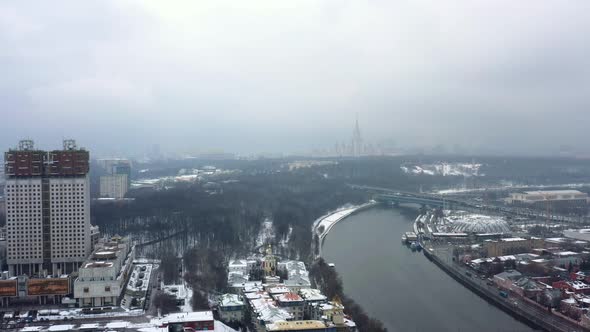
top-left (567, 281), bottom-right (590, 290)
top-left (79, 323), bottom-right (101, 329)
top-left (250, 298), bottom-right (292, 323)
top-left (219, 293), bottom-right (244, 307)
top-left (555, 251), bottom-right (579, 257)
top-left (21, 328), bottom-right (42, 332)
top-left (48, 325), bottom-right (75, 332)
top-left (161, 311), bottom-right (214, 324)
top-left (275, 292), bottom-right (303, 303)
top-left (494, 270), bottom-right (522, 281)
top-left (105, 321), bottom-right (129, 329)
top-left (299, 288), bottom-right (327, 302)
top-left (266, 320), bottom-right (329, 331)
top-left (267, 286), bottom-right (290, 294)
top-left (501, 237), bottom-right (526, 242)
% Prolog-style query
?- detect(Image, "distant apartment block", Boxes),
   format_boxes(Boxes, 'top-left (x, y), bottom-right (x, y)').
top-left (4, 140), bottom-right (92, 276)
top-left (98, 158), bottom-right (131, 199)
top-left (99, 174), bottom-right (128, 199)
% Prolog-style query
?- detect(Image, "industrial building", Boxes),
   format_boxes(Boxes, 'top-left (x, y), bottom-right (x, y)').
top-left (483, 237), bottom-right (544, 257)
top-left (508, 190), bottom-right (589, 215)
top-left (4, 140), bottom-right (93, 276)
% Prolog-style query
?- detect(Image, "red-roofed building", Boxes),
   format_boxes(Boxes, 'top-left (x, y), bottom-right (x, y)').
top-left (275, 292), bottom-right (305, 320)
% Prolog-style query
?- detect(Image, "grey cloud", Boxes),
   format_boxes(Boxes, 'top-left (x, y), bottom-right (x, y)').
top-left (0, 1), bottom-right (589, 156)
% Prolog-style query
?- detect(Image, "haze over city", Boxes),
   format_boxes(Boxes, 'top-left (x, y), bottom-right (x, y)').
top-left (1, 1), bottom-right (590, 156)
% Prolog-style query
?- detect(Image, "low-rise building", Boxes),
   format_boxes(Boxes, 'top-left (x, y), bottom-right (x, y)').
top-left (219, 293), bottom-right (245, 323)
top-left (274, 292), bottom-right (305, 321)
top-left (159, 311), bottom-right (215, 331)
top-left (493, 270), bottom-right (522, 290)
top-left (266, 320), bottom-right (336, 332)
top-left (509, 190), bottom-right (588, 215)
top-left (250, 295), bottom-right (293, 331)
top-left (73, 236), bottom-right (134, 307)
top-left (484, 237), bottom-right (544, 257)
top-left (299, 288), bottom-right (328, 318)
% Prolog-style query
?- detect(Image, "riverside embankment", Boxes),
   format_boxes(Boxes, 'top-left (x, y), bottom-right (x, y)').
top-left (322, 207), bottom-right (536, 332)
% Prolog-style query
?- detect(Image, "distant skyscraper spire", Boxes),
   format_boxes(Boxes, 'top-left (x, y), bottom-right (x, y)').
top-left (351, 114), bottom-right (363, 156)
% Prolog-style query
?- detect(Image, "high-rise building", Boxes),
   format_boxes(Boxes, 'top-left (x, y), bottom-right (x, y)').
top-left (99, 174), bottom-right (128, 199)
top-left (4, 139), bottom-right (92, 276)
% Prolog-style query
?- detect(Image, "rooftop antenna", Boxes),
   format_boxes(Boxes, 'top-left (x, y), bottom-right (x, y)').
top-left (63, 139), bottom-right (77, 150)
top-left (18, 139), bottom-right (35, 151)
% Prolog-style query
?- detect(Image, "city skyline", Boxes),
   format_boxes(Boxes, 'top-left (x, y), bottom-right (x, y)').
top-left (1, 1), bottom-right (590, 157)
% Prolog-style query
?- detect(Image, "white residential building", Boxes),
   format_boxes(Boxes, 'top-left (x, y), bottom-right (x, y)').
top-left (99, 174), bottom-right (128, 199)
top-left (218, 293), bottom-right (245, 322)
top-left (4, 141), bottom-right (92, 276)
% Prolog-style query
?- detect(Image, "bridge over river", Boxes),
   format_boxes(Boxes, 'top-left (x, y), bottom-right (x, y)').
top-left (351, 184), bottom-right (589, 224)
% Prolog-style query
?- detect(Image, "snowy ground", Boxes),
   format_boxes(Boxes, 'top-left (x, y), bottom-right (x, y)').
top-left (22, 319), bottom-right (237, 332)
top-left (312, 201), bottom-right (377, 257)
top-left (439, 212), bottom-right (511, 233)
top-left (435, 182), bottom-right (590, 195)
top-left (401, 163), bottom-right (483, 177)
top-left (256, 218), bottom-right (276, 247)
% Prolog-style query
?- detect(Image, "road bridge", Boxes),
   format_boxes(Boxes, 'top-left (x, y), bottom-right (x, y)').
top-left (351, 184), bottom-right (589, 224)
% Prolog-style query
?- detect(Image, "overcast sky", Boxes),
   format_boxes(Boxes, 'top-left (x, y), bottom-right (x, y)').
top-left (1, 1), bottom-right (589, 157)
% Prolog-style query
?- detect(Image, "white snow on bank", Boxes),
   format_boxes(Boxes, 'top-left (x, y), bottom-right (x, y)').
top-left (312, 202), bottom-right (377, 257)
top-left (280, 226), bottom-right (293, 247)
top-left (435, 182), bottom-right (590, 195)
top-left (402, 163), bottom-right (483, 177)
top-left (316, 207), bottom-right (358, 238)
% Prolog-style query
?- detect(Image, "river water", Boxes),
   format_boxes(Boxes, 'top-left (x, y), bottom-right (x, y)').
top-left (322, 207), bottom-right (538, 332)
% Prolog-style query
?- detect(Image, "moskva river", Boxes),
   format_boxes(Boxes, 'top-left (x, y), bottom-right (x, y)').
top-left (322, 207), bottom-right (538, 332)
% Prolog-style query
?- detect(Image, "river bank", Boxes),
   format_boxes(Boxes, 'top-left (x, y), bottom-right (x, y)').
top-left (322, 207), bottom-right (535, 331)
top-left (312, 201), bottom-right (377, 258)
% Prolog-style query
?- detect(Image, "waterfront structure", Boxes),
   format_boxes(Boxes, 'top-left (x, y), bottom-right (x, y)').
top-left (218, 293), bottom-right (245, 322)
top-left (99, 174), bottom-right (128, 199)
top-left (508, 190), bottom-right (588, 215)
top-left (4, 140), bottom-right (92, 276)
top-left (483, 237), bottom-right (544, 257)
top-left (73, 236), bottom-right (134, 307)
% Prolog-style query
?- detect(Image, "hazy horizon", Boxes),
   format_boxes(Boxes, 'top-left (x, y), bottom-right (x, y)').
top-left (2, 1), bottom-right (590, 157)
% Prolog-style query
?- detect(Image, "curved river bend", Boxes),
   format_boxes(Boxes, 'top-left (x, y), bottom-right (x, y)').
top-left (322, 207), bottom-right (538, 332)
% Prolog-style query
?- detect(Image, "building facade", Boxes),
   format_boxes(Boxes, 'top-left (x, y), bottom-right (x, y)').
top-left (509, 190), bottom-right (589, 215)
top-left (4, 140), bottom-right (92, 276)
top-left (99, 174), bottom-right (128, 199)
top-left (73, 236), bottom-right (134, 307)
